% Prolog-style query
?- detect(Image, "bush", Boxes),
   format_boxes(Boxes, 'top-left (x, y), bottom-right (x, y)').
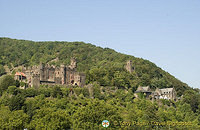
top-left (61, 88), bottom-right (70, 97)
top-left (0, 75), bottom-right (15, 94)
top-left (51, 86), bottom-right (63, 98)
top-left (38, 88), bottom-right (51, 97)
top-left (24, 88), bottom-right (38, 97)
top-left (7, 86), bottom-right (19, 95)
top-left (8, 94), bottom-right (25, 111)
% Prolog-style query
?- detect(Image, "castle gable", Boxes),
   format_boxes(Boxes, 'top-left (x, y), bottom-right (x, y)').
top-left (135, 87), bottom-right (177, 101)
top-left (19, 58), bottom-right (85, 88)
top-left (135, 86), bottom-right (151, 93)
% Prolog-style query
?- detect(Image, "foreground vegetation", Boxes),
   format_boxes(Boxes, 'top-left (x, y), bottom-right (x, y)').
top-left (0, 75), bottom-right (199, 129)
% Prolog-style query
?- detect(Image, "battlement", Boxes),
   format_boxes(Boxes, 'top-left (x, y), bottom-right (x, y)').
top-left (19, 57), bottom-right (85, 88)
top-left (125, 60), bottom-right (134, 73)
top-left (32, 73), bottom-right (40, 78)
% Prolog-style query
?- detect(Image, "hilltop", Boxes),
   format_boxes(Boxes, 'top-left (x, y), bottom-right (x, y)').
top-left (0, 37), bottom-right (200, 129)
top-left (0, 37), bottom-right (190, 96)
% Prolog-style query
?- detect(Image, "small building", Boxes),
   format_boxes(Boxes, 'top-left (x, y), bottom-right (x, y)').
top-left (14, 72), bottom-right (26, 81)
top-left (134, 86), bottom-right (177, 101)
top-left (134, 86), bottom-right (152, 98)
top-left (152, 88), bottom-right (176, 100)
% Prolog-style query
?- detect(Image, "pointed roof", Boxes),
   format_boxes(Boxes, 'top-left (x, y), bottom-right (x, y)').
top-left (135, 86), bottom-right (151, 93)
top-left (15, 72), bottom-right (26, 77)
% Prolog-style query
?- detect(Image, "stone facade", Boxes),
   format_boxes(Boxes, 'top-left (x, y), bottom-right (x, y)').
top-left (135, 86), bottom-right (177, 101)
top-left (152, 88), bottom-right (176, 100)
top-left (125, 60), bottom-right (134, 73)
top-left (15, 58), bottom-right (85, 88)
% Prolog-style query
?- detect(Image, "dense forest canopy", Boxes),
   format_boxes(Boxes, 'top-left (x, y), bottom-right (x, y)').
top-left (0, 37), bottom-right (191, 96)
top-left (0, 75), bottom-right (199, 129)
top-left (0, 38), bottom-right (200, 129)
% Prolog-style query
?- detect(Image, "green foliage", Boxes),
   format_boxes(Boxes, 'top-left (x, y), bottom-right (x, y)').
top-left (0, 93), bottom-right (10, 106)
top-left (74, 87), bottom-right (89, 97)
top-left (7, 86), bottom-right (19, 95)
top-left (61, 87), bottom-right (70, 97)
top-left (38, 87), bottom-right (51, 97)
top-left (24, 88), bottom-right (39, 97)
top-left (0, 37), bottom-right (190, 96)
top-left (182, 90), bottom-right (200, 112)
top-left (0, 85), bottom-right (199, 129)
top-left (28, 107), bottom-right (71, 129)
top-left (160, 99), bottom-right (171, 106)
top-left (20, 81), bottom-right (25, 87)
top-left (51, 86), bottom-right (63, 98)
top-left (137, 92), bottom-right (145, 99)
top-left (0, 37), bottom-right (199, 129)
top-left (0, 64), bottom-right (5, 76)
top-left (8, 94), bottom-right (25, 111)
top-left (0, 106), bottom-right (28, 130)
top-left (93, 83), bottom-right (104, 100)
top-left (72, 99), bottom-right (122, 129)
top-left (0, 75), bottom-right (15, 94)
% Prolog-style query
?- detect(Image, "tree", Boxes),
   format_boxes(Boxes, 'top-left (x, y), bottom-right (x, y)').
top-left (8, 94), bottom-right (25, 111)
top-left (182, 90), bottom-right (200, 112)
top-left (0, 75), bottom-right (15, 94)
top-left (28, 107), bottom-right (71, 129)
top-left (72, 99), bottom-right (122, 129)
top-left (24, 88), bottom-right (38, 97)
top-left (0, 106), bottom-right (28, 129)
top-left (7, 86), bottom-right (19, 95)
top-left (51, 86), bottom-right (63, 98)
top-left (0, 64), bottom-right (5, 76)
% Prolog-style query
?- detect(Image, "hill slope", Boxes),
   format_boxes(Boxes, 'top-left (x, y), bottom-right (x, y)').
top-left (0, 37), bottom-right (190, 96)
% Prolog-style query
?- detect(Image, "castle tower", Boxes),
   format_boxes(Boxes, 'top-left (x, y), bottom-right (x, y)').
top-left (70, 57), bottom-right (77, 69)
top-left (39, 63), bottom-right (45, 81)
top-left (60, 64), bottom-right (66, 85)
top-left (125, 60), bottom-right (134, 73)
top-left (31, 74), bottom-right (40, 88)
top-left (74, 73), bottom-right (86, 87)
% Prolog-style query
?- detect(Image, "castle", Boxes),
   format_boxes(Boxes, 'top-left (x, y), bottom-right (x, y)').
top-left (124, 60), bottom-right (134, 73)
top-left (15, 58), bottom-right (85, 88)
top-left (124, 60), bottom-right (177, 101)
top-left (15, 59), bottom-right (177, 101)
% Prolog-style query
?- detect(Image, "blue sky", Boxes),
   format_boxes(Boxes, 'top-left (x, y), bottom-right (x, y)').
top-left (0, 0), bottom-right (200, 89)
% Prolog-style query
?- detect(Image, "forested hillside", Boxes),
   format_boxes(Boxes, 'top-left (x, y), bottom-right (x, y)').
top-left (0, 37), bottom-right (190, 96)
top-left (0, 38), bottom-right (200, 129)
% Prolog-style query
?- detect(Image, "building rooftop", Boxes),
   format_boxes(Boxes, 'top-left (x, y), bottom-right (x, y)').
top-left (135, 86), bottom-right (151, 93)
top-left (15, 72), bottom-right (26, 77)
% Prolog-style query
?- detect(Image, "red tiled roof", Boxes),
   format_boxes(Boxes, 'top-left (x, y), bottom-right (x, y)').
top-left (15, 72), bottom-right (26, 77)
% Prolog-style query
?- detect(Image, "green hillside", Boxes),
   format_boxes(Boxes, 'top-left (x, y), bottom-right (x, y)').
top-left (0, 37), bottom-right (200, 129)
top-left (0, 37), bottom-right (190, 95)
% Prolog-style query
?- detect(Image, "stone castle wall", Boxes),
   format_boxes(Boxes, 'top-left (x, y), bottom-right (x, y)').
top-left (21, 58), bottom-right (85, 88)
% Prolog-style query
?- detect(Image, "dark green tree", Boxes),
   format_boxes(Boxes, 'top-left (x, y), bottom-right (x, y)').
top-left (8, 94), bottom-right (25, 111)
